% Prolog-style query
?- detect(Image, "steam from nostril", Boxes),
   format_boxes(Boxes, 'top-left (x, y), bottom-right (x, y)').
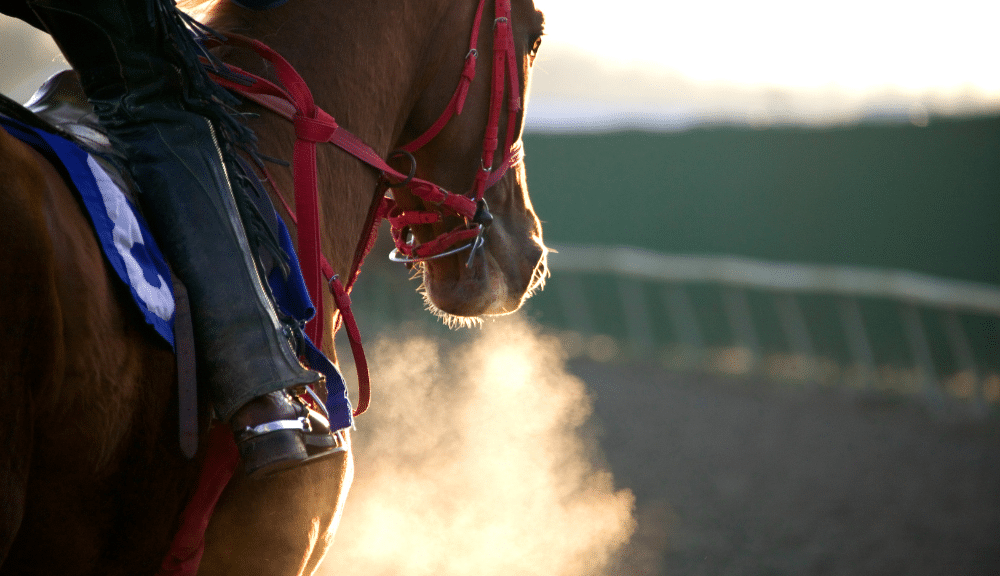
top-left (327, 317), bottom-right (643, 575)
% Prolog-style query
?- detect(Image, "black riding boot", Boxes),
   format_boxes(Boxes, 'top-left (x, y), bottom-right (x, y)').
top-left (26, 0), bottom-right (345, 476)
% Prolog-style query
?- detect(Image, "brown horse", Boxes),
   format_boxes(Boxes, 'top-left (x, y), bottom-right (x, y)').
top-left (0, 0), bottom-right (547, 574)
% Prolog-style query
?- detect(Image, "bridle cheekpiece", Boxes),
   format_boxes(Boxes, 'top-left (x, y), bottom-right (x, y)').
top-left (386, 0), bottom-right (523, 264)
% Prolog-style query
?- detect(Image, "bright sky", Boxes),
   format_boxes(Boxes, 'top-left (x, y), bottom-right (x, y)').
top-left (537, 0), bottom-right (999, 93)
top-left (3, 1), bottom-right (999, 129)
top-left (527, 0), bottom-right (1000, 129)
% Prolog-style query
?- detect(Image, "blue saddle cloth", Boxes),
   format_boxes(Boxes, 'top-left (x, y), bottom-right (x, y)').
top-left (0, 114), bottom-right (353, 431)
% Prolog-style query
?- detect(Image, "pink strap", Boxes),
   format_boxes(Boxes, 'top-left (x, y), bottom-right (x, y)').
top-left (399, 0), bottom-right (488, 153)
top-left (330, 277), bottom-right (370, 416)
top-left (157, 425), bottom-right (239, 576)
top-left (208, 41), bottom-right (374, 414)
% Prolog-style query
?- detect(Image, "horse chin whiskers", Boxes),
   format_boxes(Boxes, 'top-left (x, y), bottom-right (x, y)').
top-left (414, 259), bottom-right (513, 329)
top-left (413, 239), bottom-right (550, 327)
top-left (423, 292), bottom-right (486, 330)
top-left (415, 272), bottom-right (485, 329)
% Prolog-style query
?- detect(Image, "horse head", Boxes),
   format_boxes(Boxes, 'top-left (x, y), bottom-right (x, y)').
top-left (389, 0), bottom-right (548, 325)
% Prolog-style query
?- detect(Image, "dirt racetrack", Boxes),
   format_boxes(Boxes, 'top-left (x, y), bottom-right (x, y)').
top-left (572, 359), bottom-right (1000, 576)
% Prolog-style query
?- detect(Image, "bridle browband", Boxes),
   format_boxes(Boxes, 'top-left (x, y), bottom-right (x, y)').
top-left (205, 0), bottom-right (524, 415)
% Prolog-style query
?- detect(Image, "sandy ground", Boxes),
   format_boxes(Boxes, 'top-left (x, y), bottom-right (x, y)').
top-left (570, 359), bottom-right (1000, 576)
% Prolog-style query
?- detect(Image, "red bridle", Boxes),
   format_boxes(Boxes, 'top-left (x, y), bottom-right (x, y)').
top-left (388, 0), bottom-right (523, 263)
top-left (206, 0), bottom-right (524, 415)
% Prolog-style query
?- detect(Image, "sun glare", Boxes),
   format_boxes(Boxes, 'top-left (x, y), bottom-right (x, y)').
top-left (536, 0), bottom-right (1000, 95)
top-left (3, 1), bottom-right (997, 126)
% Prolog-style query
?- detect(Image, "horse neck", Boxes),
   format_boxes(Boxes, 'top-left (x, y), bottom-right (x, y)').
top-left (202, 0), bottom-right (455, 277)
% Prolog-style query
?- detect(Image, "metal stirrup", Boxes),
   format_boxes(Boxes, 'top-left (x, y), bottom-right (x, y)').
top-left (238, 416), bottom-right (309, 440)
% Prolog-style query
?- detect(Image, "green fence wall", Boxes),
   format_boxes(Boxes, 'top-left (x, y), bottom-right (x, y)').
top-left (523, 115), bottom-right (1000, 285)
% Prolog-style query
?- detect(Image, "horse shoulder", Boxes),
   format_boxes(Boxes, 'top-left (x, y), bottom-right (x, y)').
top-left (0, 129), bottom-right (141, 446)
top-left (0, 128), bottom-right (187, 575)
top-left (0, 129), bottom-right (75, 425)
top-left (0, 127), bottom-right (87, 569)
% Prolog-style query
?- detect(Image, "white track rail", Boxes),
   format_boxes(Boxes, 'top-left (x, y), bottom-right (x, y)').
top-left (546, 243), bottom-right (1000, 410)
top-left (547, 244), bottom-right (1000, 316)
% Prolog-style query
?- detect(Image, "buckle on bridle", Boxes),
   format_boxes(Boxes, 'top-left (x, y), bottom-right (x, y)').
top-left (429, 186), bottom-right (450, 207)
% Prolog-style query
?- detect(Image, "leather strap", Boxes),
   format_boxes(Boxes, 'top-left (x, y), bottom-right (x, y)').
top-left (171, 273), bottom-right (199, 459)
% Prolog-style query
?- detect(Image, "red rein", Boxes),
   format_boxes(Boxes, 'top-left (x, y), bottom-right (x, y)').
top-left (159, 3), bottom-right (522, 574)
top-left (206, 0), bottom-right (522, 416)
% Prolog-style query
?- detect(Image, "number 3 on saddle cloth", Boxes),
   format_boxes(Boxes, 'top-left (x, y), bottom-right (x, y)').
top-left (0, 109), bottom-right (354, 434)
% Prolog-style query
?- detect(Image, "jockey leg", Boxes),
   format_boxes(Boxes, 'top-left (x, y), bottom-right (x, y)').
top-left (24, 0), bottom-right (346, 477)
